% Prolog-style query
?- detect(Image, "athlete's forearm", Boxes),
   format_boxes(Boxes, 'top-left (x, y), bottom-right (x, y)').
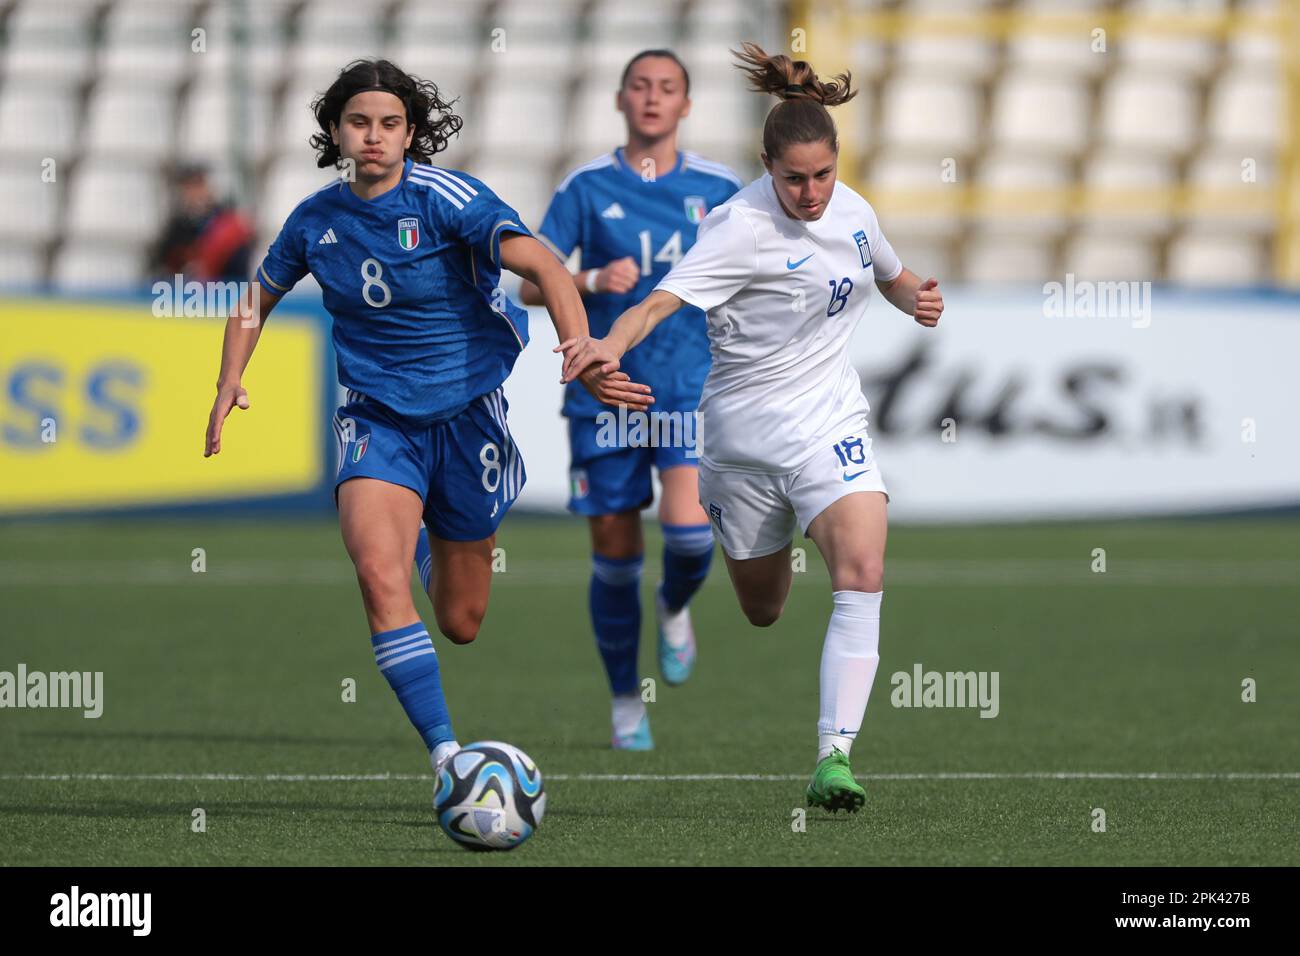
top-left (519, 268), bottom-right (592, 307)
top-left (216, 286), bottom-right (277, 387)
top-left (501, 234), bottom-right (589, 342)
top-left (607, 290), bottom-right (683, 356)
top-left (531, 257), bottom-right (589, 343)
top-left (878, 268), bottom-right (920, 316)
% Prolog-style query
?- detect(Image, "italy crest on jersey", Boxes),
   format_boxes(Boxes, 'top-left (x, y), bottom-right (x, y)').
top-left (684, 196), bottom-right (707, 224)
top-left (570, 468), bottom-right (589, 500)
top-left (397, 217), bottom-right (420, 250)
top-left (352, 433), bottom-right (370, 463)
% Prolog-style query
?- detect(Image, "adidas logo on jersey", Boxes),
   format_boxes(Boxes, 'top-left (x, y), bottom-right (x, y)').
top-left (600, 203), bottom-right (625, 219)
top-left (318, 228), bottom-right (338, 244)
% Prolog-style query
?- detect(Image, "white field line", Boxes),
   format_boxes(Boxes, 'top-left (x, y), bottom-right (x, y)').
top-left (0, 558), bottom-right (1297, 587)
top-left (0, 772), bottom-right (1296, 783)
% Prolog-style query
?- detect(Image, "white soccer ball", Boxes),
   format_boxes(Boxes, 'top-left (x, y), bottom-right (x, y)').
top-left (434, 741), bottom-right (546, 850)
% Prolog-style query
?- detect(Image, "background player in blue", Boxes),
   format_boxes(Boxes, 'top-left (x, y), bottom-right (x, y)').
top-left (203, 60), bottom-right (644, 800)
top-left (519, 51), bottom-right (741, 750)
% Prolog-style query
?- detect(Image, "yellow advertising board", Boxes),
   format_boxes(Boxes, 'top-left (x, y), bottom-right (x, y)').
top-left (0, 298), bottom-right (323, 514)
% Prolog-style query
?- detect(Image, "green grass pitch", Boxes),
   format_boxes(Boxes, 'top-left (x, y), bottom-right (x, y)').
top-left (0, 515), bottom-right (1296, 866)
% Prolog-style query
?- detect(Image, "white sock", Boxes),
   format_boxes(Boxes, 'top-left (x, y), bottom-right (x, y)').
top-left (611, 692), bottom-right (646, 737)
top-left (656, 585), bottom-right (693, 650)
top-left (431, 740), bottom-right (461, 771)
top-left (817, 590), bottom-right (882, 761)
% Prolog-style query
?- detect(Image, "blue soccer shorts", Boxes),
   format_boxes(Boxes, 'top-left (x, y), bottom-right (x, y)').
top-left (332, 386), bottom-right (524, 542)
top-left (565, 402), bottom-right (700, 516)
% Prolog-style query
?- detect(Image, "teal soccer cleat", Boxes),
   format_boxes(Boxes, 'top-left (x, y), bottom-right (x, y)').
top-left (612, 712), bottom-right (654, 751)
top-left (655, 584), bottom-right (697, 686)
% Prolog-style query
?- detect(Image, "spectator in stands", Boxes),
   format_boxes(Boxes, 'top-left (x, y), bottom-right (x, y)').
top-left (147, 163), bottom-right (255, 284)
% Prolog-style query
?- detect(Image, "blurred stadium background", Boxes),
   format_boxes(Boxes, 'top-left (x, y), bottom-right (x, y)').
top-left (0, 0), bottom-right (1297, 520)
top-left (1, 0), bottom-right (1297, 868)
top-left (0, 0), bottom-right (1294, 290)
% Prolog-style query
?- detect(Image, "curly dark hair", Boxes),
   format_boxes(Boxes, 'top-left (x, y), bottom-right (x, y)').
top-left (309, 59), bottom-right (463, 168)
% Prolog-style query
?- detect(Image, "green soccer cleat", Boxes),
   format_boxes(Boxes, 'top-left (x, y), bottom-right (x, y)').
top-left (806, 748), bottom-right (866, 813)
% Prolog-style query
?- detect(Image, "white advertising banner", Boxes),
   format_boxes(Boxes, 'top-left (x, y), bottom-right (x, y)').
top-left (503, 287), bottom-right (1300, 522)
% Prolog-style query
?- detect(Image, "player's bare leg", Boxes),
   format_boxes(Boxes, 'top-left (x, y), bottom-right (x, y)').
top-left (655, 465), bottom-right (711, 683)
top-left (658, 464), bottom-right (708, 533)
top-left (802, 490), bottom-right (888, 812)
top-left (722, 541), bottom-right (795, 627)
top-left (339, 477), bottom-right (425, 633)
top-left (589, 509), bottom-right (643, 557)
top-left (425, 534), bottom-right (496, 645)
top-left (806, 490), bottom-right (887, 593)
top-left (658, 464), bottom-right (708, 523)
top-left (587, 510), bottom-right (651, 749)
top-left (338, 477), bottom-right (460, 773)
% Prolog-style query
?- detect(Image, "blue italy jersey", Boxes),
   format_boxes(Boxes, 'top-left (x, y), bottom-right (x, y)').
top-left (258, 158), bottom-right (532, 425)
top-left (538, 149), bottom-right (741, 417)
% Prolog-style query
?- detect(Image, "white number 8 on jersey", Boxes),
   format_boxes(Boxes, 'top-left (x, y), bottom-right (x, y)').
top-left (479, 441), bottom-right (501, 492)
top-left (360, 258), bottom-right (392, 308)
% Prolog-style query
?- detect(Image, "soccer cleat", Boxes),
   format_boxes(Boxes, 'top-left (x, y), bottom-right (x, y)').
top-left (806, 747), bottom-right (866, 813)
top-left (432, 742), bottom-right (461, 774)
top-left (431, 741), bottom-right (461, 804)
top-left (612, 713), bottom-right (654, 751)
top-left (655, 584), bottom-right (697, 686)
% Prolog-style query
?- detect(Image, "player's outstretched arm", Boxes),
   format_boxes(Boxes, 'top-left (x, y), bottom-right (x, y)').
top-left (505, 234), bottom-right (653, 407)
top-left (877, 268), bottom-right (944, 328)
top-left (204, 285), bottom-right (282, 457)
top-left (519, 256), bottom-right (639, 305)
top-left (500, 233), bottom-right (591, 346)
top-left (556, 289), bottom-right (683, 383)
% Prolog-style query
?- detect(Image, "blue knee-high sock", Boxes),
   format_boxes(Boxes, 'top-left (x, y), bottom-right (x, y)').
top-left (414, 524), bottom-right (432, 593)
top-left (660, 523), bottom-right (714, 613)
top-left (372, 621), bottom-right (454, 752)
top-left (590, 554), bottom-right (643, 696)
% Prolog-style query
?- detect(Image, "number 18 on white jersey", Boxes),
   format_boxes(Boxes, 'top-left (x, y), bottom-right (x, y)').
top-left (656, 173), bottom-right (903, 474)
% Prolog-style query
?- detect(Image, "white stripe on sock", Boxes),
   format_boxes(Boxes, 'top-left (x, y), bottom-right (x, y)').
top-left (372, 629), bottom-right (430, 653)
top-left (377, 646), bottom-right (437, 670)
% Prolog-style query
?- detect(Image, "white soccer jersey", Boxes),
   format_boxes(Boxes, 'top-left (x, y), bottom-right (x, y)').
top-left (655, 173), bottom-right (903, 473)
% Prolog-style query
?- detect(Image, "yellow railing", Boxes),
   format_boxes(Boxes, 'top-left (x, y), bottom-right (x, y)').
top-left (841, 7), bottom-right (1282, 39)
top-left (1280, 0), bottom-right (1300, 281)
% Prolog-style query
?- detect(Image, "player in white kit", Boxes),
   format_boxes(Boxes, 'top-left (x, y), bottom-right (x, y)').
top-left (557, 43), bottom-right (944, 812)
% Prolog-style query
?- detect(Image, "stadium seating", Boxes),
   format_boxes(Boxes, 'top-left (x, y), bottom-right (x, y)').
top-left (0, 0), bottom-right (1283, 288)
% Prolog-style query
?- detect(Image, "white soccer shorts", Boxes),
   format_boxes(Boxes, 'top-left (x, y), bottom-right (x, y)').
top-left (698, 429), bottom-right (890, 560)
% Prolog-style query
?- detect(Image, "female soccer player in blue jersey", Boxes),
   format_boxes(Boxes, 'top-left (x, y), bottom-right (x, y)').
top-left (203, 60), bottom-right (643, 790)
top-left (518, 50), bottom-right (742, 751)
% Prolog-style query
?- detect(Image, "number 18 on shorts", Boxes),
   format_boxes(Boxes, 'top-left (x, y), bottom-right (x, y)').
top-left (699, 429), bottom-right (889, 560)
